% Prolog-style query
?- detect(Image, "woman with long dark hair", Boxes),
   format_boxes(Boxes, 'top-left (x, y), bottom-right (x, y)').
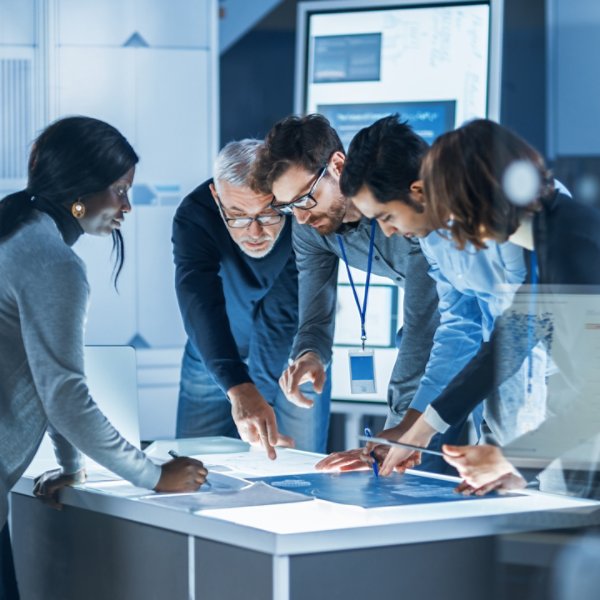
top-left (377, 119), bottom-right (600, 496)
top-left (0, 116), bottom-right (207, 598)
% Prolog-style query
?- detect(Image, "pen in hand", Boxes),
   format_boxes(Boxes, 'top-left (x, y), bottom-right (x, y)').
top-left (167, 449), bottom-right (211, 488)
top-left (363, 428), bottom-right (379, 478)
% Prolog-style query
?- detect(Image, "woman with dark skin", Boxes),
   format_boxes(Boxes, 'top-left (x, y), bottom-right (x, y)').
top-left (0, 116), bottom-right (207, 598)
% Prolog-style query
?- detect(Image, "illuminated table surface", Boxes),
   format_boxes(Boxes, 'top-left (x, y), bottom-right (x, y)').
top-left (11, 443), bottom-right (600, 600)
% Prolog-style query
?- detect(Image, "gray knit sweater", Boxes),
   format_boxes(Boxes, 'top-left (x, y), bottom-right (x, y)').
top-left (0, 211), bottom-right (161, 527)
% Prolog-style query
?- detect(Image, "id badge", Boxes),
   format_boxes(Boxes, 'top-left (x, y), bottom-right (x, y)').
top-left (348, 349), bottom-right (376, 394)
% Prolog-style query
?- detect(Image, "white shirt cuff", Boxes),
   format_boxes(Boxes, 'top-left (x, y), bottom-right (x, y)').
top-left (423, 405), bottom-right (451, 434)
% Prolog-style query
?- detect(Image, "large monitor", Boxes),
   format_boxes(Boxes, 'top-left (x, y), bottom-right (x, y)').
top-left (296, 0), bottom-right (503, 147)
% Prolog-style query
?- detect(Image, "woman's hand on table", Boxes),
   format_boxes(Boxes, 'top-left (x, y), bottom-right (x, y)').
top-left (33, 468), bottom-right (87, 509)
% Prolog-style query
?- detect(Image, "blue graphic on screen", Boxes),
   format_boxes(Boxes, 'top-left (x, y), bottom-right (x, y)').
top-left (318, 101), bottom-right (457, 149)
top-left (313, 34), bottom-right (382, 83)
top-left (248, 471), bottom-right (514, 508)
top-left (350, 355), bottom-right (375, 381)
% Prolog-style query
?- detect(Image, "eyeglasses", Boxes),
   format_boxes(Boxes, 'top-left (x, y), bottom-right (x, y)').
top-left (216, 196), bottom-right (283, 229)
top-left (271, 166), bottom-right (328, 215)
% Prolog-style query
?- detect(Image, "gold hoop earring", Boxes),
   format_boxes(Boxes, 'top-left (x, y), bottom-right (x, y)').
top-left (71, 201), bottom-right (86, 219)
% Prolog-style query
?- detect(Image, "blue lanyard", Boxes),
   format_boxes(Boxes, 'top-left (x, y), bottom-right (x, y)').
top-left (527, 250), bottom-right (538, 394)
top-left (336, 220), bottom-right (377, 351)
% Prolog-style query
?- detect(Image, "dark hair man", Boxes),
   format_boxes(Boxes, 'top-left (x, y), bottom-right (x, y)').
top-left (318, 115), bottom-right (534, 473)
top-left (252, 115), bottom-right (455, 472)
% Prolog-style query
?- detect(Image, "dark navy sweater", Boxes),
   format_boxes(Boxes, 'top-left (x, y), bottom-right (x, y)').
top-left (172, 179), bottom-right (298, 401)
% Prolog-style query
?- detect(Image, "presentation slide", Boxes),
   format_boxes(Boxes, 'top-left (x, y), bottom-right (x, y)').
top-left (305, 3), bottom-right (490, 145)
top-left (319, 100), bottom-right (456, 148)
top-left (313, 33), bottom-right (382, 83)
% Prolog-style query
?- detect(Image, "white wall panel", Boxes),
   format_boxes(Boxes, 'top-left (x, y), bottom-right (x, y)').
top-left (57, 0), bottom-right (138, 47)
top-left (137, 348), bottom-right (182, 440)
top-left (138, 386), bottom-right (178, 439)
top-left (134, 49), bottom-right (211, 194)
top-left (0, 0), bottom-right (35, 46)
top-left (0, 0), bottom-right (36, 193)
top-left (57, 0), bottom-right (210, 48)
top-left (136, 206), bottom-right (186, 347)
top-left (77, 223), bottom-right (138, 346)
top-left (56, 46), bottom-right (136, 139)
top-left (54, 17), bottom-right (215, 352)
top-left (0, 47), bottom-right (35, 185)
top-left (131, 0), bottom-right (211, 48)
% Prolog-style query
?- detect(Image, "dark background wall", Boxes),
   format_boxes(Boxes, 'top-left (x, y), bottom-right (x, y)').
top-left (221, 0), bottom-right (549, 156)
top-left (500, 0), bottom-right (547, 156)
top-left (220, 0), bottom-right (296, 144)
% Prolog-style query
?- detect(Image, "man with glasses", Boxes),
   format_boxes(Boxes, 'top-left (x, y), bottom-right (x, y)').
top-left (172, 139), bottom-right (330, 457)
top-left (252, 115), bottom-right (462, 473)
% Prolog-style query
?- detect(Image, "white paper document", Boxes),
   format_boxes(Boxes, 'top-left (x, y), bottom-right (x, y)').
top-left (144, 436), bottom-right (250, 461)
top-left (193, 447), bottom-right (321, 478)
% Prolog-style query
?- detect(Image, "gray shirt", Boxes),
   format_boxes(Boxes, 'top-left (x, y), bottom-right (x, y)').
top-left (0, 212), bottom-right (160, 527)
top-left (292, 217), bottom-right (439, 416)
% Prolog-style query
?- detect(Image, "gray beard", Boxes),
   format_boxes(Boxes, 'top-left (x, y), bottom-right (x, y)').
top-left (236, 223), bottom-right (284, 258)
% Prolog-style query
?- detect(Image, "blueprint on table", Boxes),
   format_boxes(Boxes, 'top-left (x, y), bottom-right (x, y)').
top-left (248, 471), bottom-right (516, 508)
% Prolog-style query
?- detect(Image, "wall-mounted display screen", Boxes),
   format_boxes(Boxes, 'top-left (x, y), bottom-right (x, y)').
top-left (301, 2), bottom-right (492, 147)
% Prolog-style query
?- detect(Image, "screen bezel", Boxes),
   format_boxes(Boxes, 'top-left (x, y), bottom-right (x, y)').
top-left (294, 0), bottom-right (503, 122)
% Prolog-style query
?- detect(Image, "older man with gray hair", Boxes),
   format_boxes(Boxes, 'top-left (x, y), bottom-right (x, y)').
top-left (172, 139), bottom-right (331, 458)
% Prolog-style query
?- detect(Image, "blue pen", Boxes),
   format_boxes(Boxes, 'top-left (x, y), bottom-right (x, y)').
top-left (363, 427), bottom-right (379, 478)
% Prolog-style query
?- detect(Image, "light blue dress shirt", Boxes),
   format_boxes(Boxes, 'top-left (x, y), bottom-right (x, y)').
top-left (409, 232), bottom-right (527, 413)
top-left (418, 179), bottom-right (571, 445)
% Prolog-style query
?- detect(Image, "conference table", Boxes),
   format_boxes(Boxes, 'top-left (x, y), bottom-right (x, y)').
top-left (10, 438), bottom-right (600, 600)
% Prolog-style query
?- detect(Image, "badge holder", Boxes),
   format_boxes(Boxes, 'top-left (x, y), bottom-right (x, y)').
top-left (338, 220), bottom-right (378, 395)
top-left (348, 348), bottom-right (376, 394)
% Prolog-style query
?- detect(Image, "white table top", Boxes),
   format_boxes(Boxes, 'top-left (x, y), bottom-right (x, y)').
top-left (14, 445), bottom-right (600, 556)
